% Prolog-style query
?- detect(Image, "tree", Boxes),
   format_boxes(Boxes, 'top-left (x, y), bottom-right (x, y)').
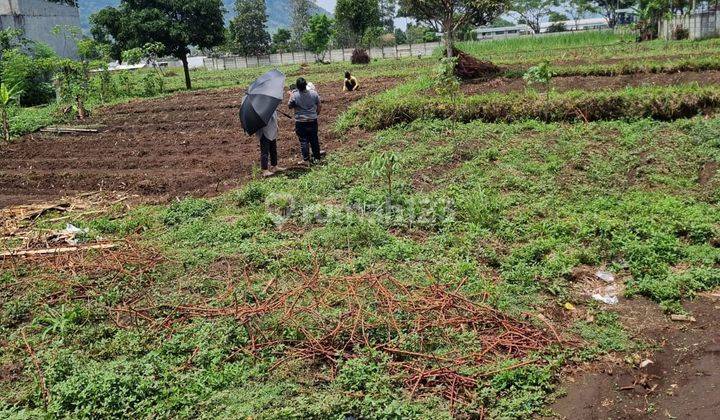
top-left (398, 0), bottom-right (509, 58)
top-left (394, 28), bottom-right (408, 44)
top-left (564, 0), bottom-right (594, 30)
top-left (272, 29), bottom-right (292, 53)
top-left (405, 22), bottom-right (440, 43)
top-left (588, 0), bottom-right (635, 28)
top-left (303, 15), bottom-right (334, 61)
top-left (547, 11), bottom-right (568, 32)
top-left (230, 0), bottom-right (271, 56)
top-left (90, 0), bottom-right (225, 90)
top-left (491, 16), bottom-right (515, 27)
top-left (89, 8), bottom-right (125, 62)
top-left (335, 0), bottom-right (381, 47)
top-left (511, 0), bottom-right (558, 33)
top-left (379, 0), bottom-right (398, 32)
top-left (291, 0), bottom-right (313, 49)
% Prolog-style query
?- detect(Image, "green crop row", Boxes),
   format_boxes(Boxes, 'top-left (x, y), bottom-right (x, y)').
top-left (460, 36), bottom-right (720, 65)
top-left (548, 56), bottom-right (720, 78)
top-left (339, 84), bottom-right (720, 131)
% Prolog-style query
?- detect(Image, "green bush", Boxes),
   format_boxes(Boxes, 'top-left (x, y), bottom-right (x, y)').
top-left (1, 46), bottom-right (57, 106)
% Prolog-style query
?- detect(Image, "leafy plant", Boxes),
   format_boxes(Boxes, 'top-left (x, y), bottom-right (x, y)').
top-left (0, 82), bottom-right (22, 142)
top-left (523, 60), bottom-right (554, 96)
top-left (434, 56), bottom-right (460, 97)
top-left (365, 151), bottom-right (400, 197)
top-left (55, 59), bottom-right (91, 120)
top-left (162, 198), bottom-right (216, 226)
top-left (141, 72), bottom-right (164, 97)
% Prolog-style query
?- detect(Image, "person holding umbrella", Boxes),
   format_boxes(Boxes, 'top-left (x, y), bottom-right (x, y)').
top-left (239, 69), bottom-right (288, 177)
top-left (256, 109), bottom-right (285, 177)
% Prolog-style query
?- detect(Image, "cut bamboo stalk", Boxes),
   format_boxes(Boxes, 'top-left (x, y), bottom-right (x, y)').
top-left (0, 243), bottom-right (117, 257)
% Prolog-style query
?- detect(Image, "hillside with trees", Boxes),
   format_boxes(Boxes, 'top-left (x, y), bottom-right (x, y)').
top-left (79, 0), bottom-right (330, 31)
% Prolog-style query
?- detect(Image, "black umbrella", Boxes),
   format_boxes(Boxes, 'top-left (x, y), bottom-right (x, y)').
top-left (239, 69), bottom-right (286, 135)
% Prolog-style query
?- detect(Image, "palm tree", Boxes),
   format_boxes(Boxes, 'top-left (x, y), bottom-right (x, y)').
top-left (0, 83), bottom-right (22, 143)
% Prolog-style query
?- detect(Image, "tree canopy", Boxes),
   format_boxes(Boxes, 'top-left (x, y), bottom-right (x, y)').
top-left (511, 0), bottom-right (558, 33)
top-left (335, 0), bottom-right (381, 47)
top-left (398, 0), bottom-right (509, 57)
top-left (230, 0), bottom-right (272, 56)
top-left (303, 14), bottom-right (334, 61)
top-left (291, 0), bottom-right (313, 49)
top-left (90, 0), bottom-right (225, 89)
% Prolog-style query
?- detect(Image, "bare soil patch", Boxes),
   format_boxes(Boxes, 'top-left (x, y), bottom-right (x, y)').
top-left (0, 78), bottom-right (400, 208)
top-left (551, 294), bottom-right (720, 419)
top-left (699, 161), bottom-right (718, 185)
top-left (462, 70), bottom-right (720, 96)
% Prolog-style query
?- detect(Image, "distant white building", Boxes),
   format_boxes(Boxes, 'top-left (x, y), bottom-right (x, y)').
top-left (0, 0), bottom-right (80, 58)
top-left (539, 18), bottom-right (609, 32)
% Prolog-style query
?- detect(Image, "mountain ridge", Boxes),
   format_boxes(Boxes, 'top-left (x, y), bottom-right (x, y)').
top-left (79, 0), bottom-right (330, 32)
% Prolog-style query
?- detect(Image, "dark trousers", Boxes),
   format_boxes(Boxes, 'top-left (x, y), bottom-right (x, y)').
top-left (295, 120), bottom-right (321, 162)
top-left (259, 135), bottom-right (277, 170)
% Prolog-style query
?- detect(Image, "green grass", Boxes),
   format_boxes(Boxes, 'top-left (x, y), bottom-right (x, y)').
top-left (3, 115), bottom-right (719, 418)
top-left (340, 82), bottom-right (720, 130)
top-left (7, 33), bottom-right (720, 140)
top-left (460, 30), bottom-right (634, 56)
top-left (461, 35), bottom-right (720, 66)
top-left (3, 31), bottom-right (720, 418)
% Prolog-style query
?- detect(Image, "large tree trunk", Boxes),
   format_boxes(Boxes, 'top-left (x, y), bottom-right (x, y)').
top-left (445, 26), bottom-right (454, 58)
top-left (181, 54), bottom-right (192, 90)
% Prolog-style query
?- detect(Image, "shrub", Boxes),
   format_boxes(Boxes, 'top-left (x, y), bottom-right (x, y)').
top-left (1, 47), bottom-right (57, 106)
top-left (351, 48), bottom-right (370, 65)
top-left (673, 26), bottom-right (689, 40)
top-left (141, 72), bottom-right (164, 97)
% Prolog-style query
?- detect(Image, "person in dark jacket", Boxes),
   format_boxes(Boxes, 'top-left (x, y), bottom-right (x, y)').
top-left (288, 77), bottom-right (322, 165)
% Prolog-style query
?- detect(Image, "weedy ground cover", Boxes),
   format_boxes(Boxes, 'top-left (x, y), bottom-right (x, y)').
top-left (2, 31), bottom-right (720, 418)
top-left (2, 114), bottom-right (718, 418)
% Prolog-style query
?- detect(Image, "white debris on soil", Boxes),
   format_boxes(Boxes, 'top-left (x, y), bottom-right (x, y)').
top-left (54, 223), bottom-right (89, 246)
top-left (670, 314), bottom-right (697, 322)
top-left (592, 293), bottom-right (619, 305)
top-left (590, 270), bottom-right (620, 305)
top-left (639, 359), bottom-right (654, 369)
top-left (595, 270), bottom-right (616, 283)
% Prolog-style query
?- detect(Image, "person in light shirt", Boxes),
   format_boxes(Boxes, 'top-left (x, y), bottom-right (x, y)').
top-left (343, 71), bottom-right (359, 92)
top-left (288, 77), bottom-right (323, 166)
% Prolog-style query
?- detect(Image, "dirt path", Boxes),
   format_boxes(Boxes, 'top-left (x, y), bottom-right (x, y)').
top-left (550, 295), bottom-right (720, 419)
top-left (0, 78), bottom-right (399, 208)
top-left (462, 70), bottom-right (720, 96)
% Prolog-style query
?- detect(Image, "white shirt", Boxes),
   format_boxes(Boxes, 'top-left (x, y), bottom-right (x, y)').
top-left (257, 111), bottom-right (278, 140)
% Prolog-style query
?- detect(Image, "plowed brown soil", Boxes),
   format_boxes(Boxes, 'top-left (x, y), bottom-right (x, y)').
top-left (0, 78), bottom-right (399, 208)
top-left (462, 70), bottom-right (720, 95)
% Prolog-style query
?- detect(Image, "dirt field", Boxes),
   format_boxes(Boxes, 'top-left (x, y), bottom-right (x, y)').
top-left (0, 78), bottom-right (399, 208)
top-left (462, 70), bottom-right (720, 95)
top-left (551, 295), bottom-right (720, 419)
top-left (2, 70), bottom-right (717, 209)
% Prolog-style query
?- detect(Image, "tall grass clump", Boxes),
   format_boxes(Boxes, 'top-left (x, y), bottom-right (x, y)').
top-left (457, 30), bottom-right (633, 57)
top-left (342, 84), bottom-right (720, 130)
